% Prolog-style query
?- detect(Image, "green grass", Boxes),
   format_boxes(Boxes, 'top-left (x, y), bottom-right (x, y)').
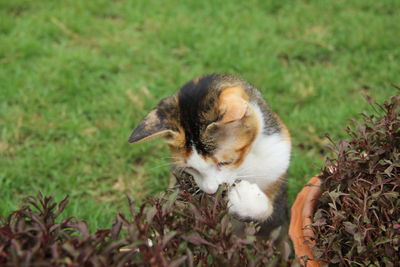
top-left (1, 0), bottom-right (399, 230)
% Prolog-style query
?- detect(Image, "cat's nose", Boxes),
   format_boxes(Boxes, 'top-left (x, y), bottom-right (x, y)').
top-left (202, 187), bottom-right (217, 194)
top-left (193, 175), bottom-right (219, 194)
top-left (202, 183), bottom-right (218, 194)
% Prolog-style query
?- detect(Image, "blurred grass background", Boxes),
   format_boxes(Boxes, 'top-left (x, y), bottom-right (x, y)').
top-left (0, 0), bottom-right (399, 229)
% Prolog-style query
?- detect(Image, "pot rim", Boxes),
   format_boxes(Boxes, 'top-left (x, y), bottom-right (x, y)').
top-left (289, 175), bottom-right (322, 267)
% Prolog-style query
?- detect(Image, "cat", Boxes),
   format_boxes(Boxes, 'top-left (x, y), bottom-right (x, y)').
top-left (129, 74), bottom-right (291, 237)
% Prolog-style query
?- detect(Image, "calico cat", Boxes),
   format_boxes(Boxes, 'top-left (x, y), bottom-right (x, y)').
top-left (129, 74), bottom-right (291, 235)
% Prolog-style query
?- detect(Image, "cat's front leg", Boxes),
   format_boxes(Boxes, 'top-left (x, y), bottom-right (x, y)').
top-left (227, 180), bottom-right (273, 221)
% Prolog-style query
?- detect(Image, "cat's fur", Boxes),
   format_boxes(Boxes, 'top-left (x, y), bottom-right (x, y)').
top-left (129, 74), bottom-right (291, 232)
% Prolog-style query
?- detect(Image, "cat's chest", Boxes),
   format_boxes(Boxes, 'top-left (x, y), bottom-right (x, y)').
top-left (236, 133), bottom-right (291, 189)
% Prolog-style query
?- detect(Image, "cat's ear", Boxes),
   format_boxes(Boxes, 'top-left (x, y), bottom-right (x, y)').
top-left (218, 86), bottom-right (249, 124)
top-left (129, 98), bottom-right (177, 143)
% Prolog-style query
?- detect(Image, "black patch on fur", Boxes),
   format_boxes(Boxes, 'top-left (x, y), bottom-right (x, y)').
top-left (128, 116), bottom-right (166, 143)
top-left (178, 74), bottom-right (218, 155)
top-left (155, 98), bottom-right (179, 131)
top-left (257, 182), bottom-right (289, 239)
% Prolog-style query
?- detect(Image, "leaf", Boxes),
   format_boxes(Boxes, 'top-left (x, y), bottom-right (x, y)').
top-left (111, 220), bottom-right (122, 240)
top-left (162, 191), bottom-right (179, 215)
top-left (62, 242), bottom-right (79, 258)
top-left (343, 221), bottom-right (357, 235)
top-left (352, 231), bottom-right (361, 245)
top-left (384, 165), bottom-right (394, 176)
top-left (328, 202), bottom-right (337, 210)
top-left (188, 203), bottom-right (206, 224)
top-left (183, 232), bottom-right (214, 247)
top-left (357, 244), bottom-right (366, 254)
top-left (145, 207), bottom-right (157, 224)
top-left (127, 196), bottom-right (135, 218)
top-left (331, 255), bottom-right (341, 264)
top-left (185, 248), bottom-right (194, 267)
top-left (161, 231), bottom-right (177, 249)
top-left (220, 215), bottom-right (230, 234)
top-left (55, 195), bottom-right (69, 217)
top-left (71, 221), bottom-right (89, 238)
top-left (384, 192), bottom-right (399, 198)
top-left (168, 256), bottom-right (187, 267)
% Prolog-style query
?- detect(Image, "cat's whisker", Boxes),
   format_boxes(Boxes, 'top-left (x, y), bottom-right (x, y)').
top-left (146, 161), bottom-right (179, 171)
top-left (236, 166), bottom-right (256, 174)
top-left (230, 175), bottom-right (289, 186)
top-left (159, 156), bottom-right (181, 160)
top-left (234, 175), bottom-right (269, 179)
top-left (173, 167), bottom-right (192, 179)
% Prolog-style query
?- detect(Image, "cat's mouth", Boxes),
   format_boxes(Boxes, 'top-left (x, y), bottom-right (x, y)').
top-left (173, 170), bottom-right (201, 195)
top-left (174, 170), bottom-right (231, 196)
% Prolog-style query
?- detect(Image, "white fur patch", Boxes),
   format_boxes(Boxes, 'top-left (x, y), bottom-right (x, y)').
top-left (186, 148), bottom-right (223, 194)
top-left (228, 180), bottom-right (272, 220)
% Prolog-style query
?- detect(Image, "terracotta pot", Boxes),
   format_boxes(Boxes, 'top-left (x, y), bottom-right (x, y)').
top-left (289, 175), bottom-right (322, 267)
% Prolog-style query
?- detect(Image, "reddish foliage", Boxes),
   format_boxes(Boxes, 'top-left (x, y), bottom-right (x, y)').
top-left (312, 93), bottom-right (400, 266)
top-left (0, 185), bottom-right (281, 266)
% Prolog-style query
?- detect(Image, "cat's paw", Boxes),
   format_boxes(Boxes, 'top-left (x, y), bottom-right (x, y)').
top-left (227, 180), bottom-right (273, 221)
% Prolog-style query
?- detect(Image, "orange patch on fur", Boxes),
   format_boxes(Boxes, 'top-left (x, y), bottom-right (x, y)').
top-left (232, 143), bottom-right (252, 167)
top-left (166, 126), bottom-right (185, 147)
top-left (167, 126), bottom-right (192, 165)
top-left (219, 86), bottom-right (249, 124)
top-left (209, 156), bottom-right (219, 164)
top-left (263, 176), bottom-right (284, 201)
top-left (260, 175), bottom-right (286, 222)
top-left (219, 153), bottom-right (234, 164)
top-left (169, 144), bottom-right (192, 165)
top-left (222, 106), bottom-right (259, 168)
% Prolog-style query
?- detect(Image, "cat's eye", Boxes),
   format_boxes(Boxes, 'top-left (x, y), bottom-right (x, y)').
top-left (217, 161), bottom-right (231, 168)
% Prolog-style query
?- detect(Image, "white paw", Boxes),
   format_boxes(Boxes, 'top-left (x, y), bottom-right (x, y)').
top-left (227, 180), bottom-right (273, 221)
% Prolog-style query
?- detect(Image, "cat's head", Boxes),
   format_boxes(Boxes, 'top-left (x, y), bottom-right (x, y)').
top-left (129, 74), bottom-right (261, 194)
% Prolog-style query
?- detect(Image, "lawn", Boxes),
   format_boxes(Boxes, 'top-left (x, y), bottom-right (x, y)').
top-left (1, 0), bottom-right (399, 230)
